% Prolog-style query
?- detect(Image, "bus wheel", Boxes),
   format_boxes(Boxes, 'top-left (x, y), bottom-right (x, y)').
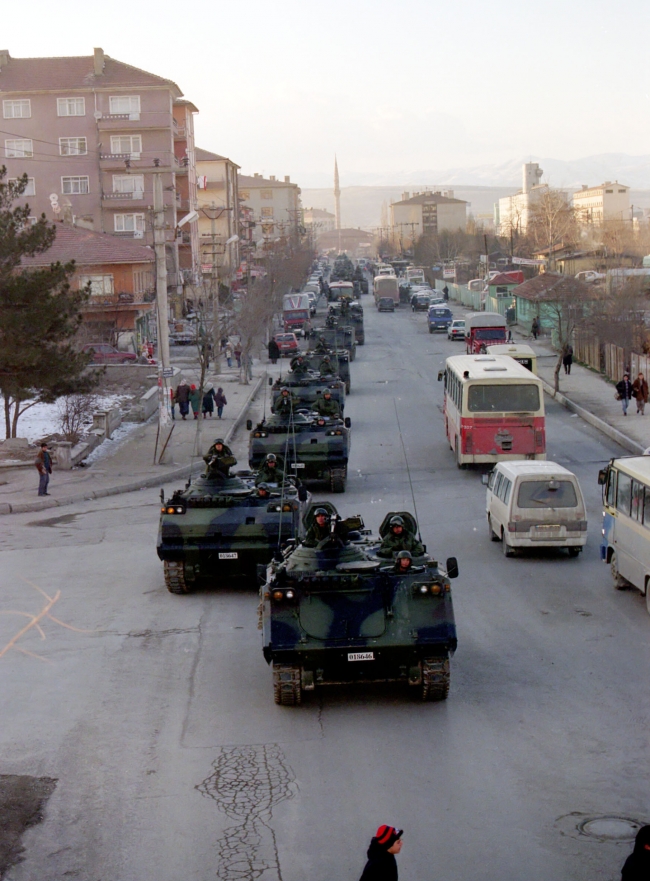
top-left (501, 530), bottom-right (515, 557)
top-left (487, 515), bottom-right (499, 542)
top-left (610, 552), bottom-right (627, 590)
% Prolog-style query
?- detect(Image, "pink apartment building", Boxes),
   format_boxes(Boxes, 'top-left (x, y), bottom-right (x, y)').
top-left (0, 47), bottom-right (199, 309)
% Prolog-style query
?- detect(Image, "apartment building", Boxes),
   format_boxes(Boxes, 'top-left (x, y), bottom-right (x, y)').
top-left (303, 207), bottom-right (336, 235)
top-left (238, 172), bottom-right (302, 249)
top-left (196, 147), bottom-right (240, 281)
top-left (572, 182), bottom-right (630, 225)
top-left (0, 48), bottom-right (199, 299)
top-left (390, 190), bottom-right (467, 244)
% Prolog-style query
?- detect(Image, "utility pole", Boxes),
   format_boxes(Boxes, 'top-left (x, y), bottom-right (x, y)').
top-left (200, 203), bottom-right (231, 374)
top-left (153, 171), bottom-right (171, 370)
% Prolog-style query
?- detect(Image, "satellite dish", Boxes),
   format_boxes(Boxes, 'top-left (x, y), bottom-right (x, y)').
top-left (93, 111), bottom-right (103, 119)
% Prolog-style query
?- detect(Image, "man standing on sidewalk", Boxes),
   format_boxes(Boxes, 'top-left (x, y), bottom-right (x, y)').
top-left (35, 442), bottom-right (52, 496)
top-left (616, 373), bottom-right (634, 416)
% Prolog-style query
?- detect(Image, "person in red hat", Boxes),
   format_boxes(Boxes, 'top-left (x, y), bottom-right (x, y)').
top-left (358, 825), bottom-right (403, 881)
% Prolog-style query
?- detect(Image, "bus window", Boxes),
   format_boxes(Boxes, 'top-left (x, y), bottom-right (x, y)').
top-left (606, 469), bottom-right (617, 507)
top-left (644, 487), bottom-right (650, 527)
top-left (467, 384), bottom-right (540, 413)
top-left (494, 472), bottom-right (503, 498)
top-left (616, 472), bottom-right (632, 515)
top-left (631, 480), bottom-right (644, 521)
top-left (502, 478), bottom-right (512, 504)
top-left (517, 480), bottom-right (578, 508)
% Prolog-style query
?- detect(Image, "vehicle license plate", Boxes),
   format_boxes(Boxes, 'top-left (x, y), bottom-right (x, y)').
top-left (219, 552), bottom-right (238, 559)
top-left (533, 525), bottom-right (562, 540)
top-left (348, 652), bottom-right (374, 662)
top-left (291, 463), bottom-right (305, 469)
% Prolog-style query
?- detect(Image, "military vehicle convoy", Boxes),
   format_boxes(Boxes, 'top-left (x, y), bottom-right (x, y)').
top-left (157, 464), bottom-right (307, 594)
top-left (248, 412), bottom-right (351, 492)
top-left (270, 374), bottom-right (346, 413)
top-left (260, 503), bottom-right (458, 704)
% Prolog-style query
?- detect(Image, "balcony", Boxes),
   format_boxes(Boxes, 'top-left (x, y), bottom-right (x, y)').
top-left (101, 191), bottom-right (147, 205)
top-left (83, 291), bottom-right (155, 311)
top-left (99, 152), bottom-right (142, 169)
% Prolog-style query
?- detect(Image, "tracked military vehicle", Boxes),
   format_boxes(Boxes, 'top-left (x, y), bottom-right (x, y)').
top-left (260, 503), bottom-right (458, 704)
top-left (328, 301), bottom-right (365, 345)
top-left (302, 347), bottom-right (351, 394)
top-left (157, 468), bottom-right (307, 594)
top-left (307, 324), bottom-right (356, 361)
top-left (248, 412), bottom-right (351, 492)
top-left (270, 372), bottom-right (346, 413)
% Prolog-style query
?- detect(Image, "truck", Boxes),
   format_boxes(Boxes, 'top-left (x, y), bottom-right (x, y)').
top-left (282, 294), bottom-right (311, 337)
top-left (373, 275), bottom-right (400, 305)
top-left (465, 312), bottom-right (507, 354)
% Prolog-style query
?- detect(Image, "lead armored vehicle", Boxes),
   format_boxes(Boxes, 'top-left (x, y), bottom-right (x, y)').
top-left (307, 324), bottom-right (356, 361)
top-left (302, 347), bottom-right (351, 393)
top-left (157, 467), bottom-right (307, 594)
top-left (248, 412), bottom-right (351, 492)
top-left (260, 503), bottom-right (458, 704)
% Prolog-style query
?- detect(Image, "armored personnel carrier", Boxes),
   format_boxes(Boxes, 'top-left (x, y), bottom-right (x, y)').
top-left (157, 468), bottom-right (307, 594)
top-left (270, 373), bottom-right (346, 414)
top-left (248, 412), bottom-right (351, 492)
top-left (302, 347), bottom-right (351, 394)
top-left (260, 503), bottom-right (458, 704)
top-left (307, 324), bottom-right (356, 361)
top-left (328, 301), bottom-right (364, 345)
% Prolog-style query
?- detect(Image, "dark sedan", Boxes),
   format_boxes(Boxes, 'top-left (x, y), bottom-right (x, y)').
top-left (377, 297), bottom-right (395, 312)
top-left (411, 294), bottom-right (431, 312)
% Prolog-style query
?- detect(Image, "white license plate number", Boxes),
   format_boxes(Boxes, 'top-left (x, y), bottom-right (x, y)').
top-left (348, 652), bottom-right (374, 662)
top-left (291, 463), bottom-right (305, 469)
top-left (219, 552), bottom-right (238, 560)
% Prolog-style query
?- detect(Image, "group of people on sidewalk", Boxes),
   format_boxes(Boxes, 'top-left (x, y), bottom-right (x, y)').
top-left (616, 372), bottom-right (649, 416)
top-left (171, 379), bottom-right (228, 421)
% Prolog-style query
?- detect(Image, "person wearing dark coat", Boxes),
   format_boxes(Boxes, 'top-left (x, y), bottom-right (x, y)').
top-left (616, 373), bottom-right (634, 416)
top-left (621, 824), bottom-right (650, 880)
top-left (175, 380), bottom-right (191, 419)
top-left (202, 387), bottom-right (218, 418)
top-left (359, 825), bottom-right (403, 881)
top-left (214, 387), bottom-right (227, 419)
top-left (562, 344), bottom-right (573, 374)
top-left (268, 338), bottom-right (280, 364)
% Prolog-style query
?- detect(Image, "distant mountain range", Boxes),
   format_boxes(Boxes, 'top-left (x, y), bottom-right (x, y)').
top-left (297, 153), bottom-right (650, 190)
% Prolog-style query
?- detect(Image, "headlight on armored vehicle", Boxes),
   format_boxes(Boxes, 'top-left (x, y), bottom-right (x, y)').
top-left (271, 589), bottom-right (296, 602)
top-left (326, 430), bottom-right (343, 436)
top-left (413, 582), bottom-right (444, 595)
top-left (164, 505), bottom-right (185, 515)
top-left (253, 431), bottom-right (268, 438)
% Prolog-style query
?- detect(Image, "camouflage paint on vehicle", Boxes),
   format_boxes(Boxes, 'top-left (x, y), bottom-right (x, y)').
top-left (270, 374), bottom-right (346, 413)
top-left (307, 325), bottom-right (357, 361)
top-left (302, 349), bottom-right (351, 393)
top-left (261, 503), bottom-right (458, 704)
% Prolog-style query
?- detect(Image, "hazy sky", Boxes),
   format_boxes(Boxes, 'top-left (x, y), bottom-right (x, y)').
top-left (3, 0), bottom-right (649, 183)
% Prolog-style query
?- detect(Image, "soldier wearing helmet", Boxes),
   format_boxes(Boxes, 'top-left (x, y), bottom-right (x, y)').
top-left (256, 482), bottom-right (272, 499)
top-left (377, 515), bottom-right (425, 558)
top-left (314, 335), bottom-right (330, 354)
top-left (203, 438), bottom-right (237, 477)
top-left (314, 389), bottom-right (341, 418)
top-left (303, 507), bottom-right (332, 546)
top-left (290, 355), bottom-right (309, 378)
top-left (255, 452), bottom-right (286, 485)
top-left (318, 355), bottom-right (335, 376)
top-left (272, 387), bottom-right (298, 415)
top-left (394, 550), bottom-right (413, 572)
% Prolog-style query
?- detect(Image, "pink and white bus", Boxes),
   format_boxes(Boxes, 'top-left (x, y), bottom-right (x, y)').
top-left (439, 354), bottom-right (546, 467)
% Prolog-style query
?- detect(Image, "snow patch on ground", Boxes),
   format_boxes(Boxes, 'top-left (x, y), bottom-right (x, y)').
top-left (1, 395), bottom-right (133, 442)
top-left (84, 420), bottom-right (141, 465)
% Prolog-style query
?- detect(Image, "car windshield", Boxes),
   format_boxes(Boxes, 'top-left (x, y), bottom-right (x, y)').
top-left (453, 322), bottom-right (465, 328)
top-left (517, 480), bottom-right (578, 508)
top-left (467, 383), bottom-right (540, 412)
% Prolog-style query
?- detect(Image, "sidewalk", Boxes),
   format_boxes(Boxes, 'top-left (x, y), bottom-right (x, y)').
top-left (0, 364), bottom-right (265, 516)
top-left (510, 326), bottom-right (649, 456)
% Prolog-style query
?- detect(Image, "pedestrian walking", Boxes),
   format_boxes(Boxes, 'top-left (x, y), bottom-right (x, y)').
top-left (35, 441), bottom-right (53, 496)
top-left (633, 372), bottom-right (649, 415)
top-left (268, 337), bottom-right (280, 364)
top-left (189, 384), bottom-right (201, 419)
top-left (202, 386), bottom-right (217, 418)
top-left (531, 317), bottom-right (540, 340)
top-left (170, 387), bottom-right (176, 420)
top-left (234, 342), bottom-right (242, 369)
top-left (225, 343), bottom-right (233, 368)
top-left (616, 372), bottom-right (634, 416)
top-left (175, 379), bottom-right (190, 420)
top-left (442, 284), bottom-right (449, 301)
top-left (243, 353), bottom-right (253, 380)
top-left (359, 825), bottom-right (403, 881)
top-left (214, 387), bottom-right (227, 419)
top-left (620, 824), bottom-right (650, 880)
top-left (563, 344), bottom-right (573, 375)
top-left (507, 328), bottom-right (513, 342)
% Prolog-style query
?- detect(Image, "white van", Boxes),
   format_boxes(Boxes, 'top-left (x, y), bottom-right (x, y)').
top-left (484, 461), bottom-right (587, 557)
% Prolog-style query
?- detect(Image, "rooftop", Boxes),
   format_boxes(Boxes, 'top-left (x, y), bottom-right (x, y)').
top-left (0, 49), bottom-right (182, 95)
top-left (239, 173), bottom-right (298, 189)
top-left (195, 147), bottom-right (228, 162)
top-left (513, 273), bottom-right (592, 302)
top-left (392, 191), bottom-right (467, 206)
top-left (574, 181), bottom-right (630, 195)
top-left (20, 223), bottom-right (155, 268)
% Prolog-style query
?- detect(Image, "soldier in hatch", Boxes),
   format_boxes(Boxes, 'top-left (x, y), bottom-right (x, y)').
top-left (314, 335), bottom-right (330, 354)
top-left (255, 453), bottom-right (285, 485)
top-left (318, 355), bottom-right (335, 376)
top-left (290, 355), bottom-right (310, 378)
top-left (272, 387), bottom-right (299, 416)
top-left (203, 438), bottom-right (237, 477)
top-left (303, 507), bottom-right (349, 547)
top-left (394, 550), bottom-right (413, 573)
top-left (377, 516), bottom-right (425, 558)
top-left (313, 389), bottom-right (341, 418)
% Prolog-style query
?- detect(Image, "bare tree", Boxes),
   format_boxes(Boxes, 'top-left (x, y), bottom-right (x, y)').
top-left (528, 190), bottom-right (579, 270)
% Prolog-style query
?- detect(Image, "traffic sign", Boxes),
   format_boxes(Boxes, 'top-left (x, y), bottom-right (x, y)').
top-left (162, 368), bottom-right (174, 377)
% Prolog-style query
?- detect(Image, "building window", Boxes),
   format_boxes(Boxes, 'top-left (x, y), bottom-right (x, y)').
top-left (3, 99), bottom-right (31, 119)
top-left (260, 189), bottom-right (273, 199)
top-left (59, 137), bottom-right (88, 156)
top-left (133, 268), bottom-right (154, 293)
top-left (5, 139), bottom-right (33, 158)
top-left (61, 176), bottom-right (90, 195)
top-left (110, 135), bottom-right (142, 157)
top-left (57, 97), bottom-right (85, 117)
top-left (112, 175), bottom-right (144, 194)
top-left (261, 207), bottom-right (274, 218)
top-left (80, 275), bottom-right (114, 297)
top-left (114, 213), bottom-right (145, 232)
top-left (605, 189), bottom-right (613, 194)
top-left (618, 189), bottom-right (626, 194)
top-left (9, 177), bottom-right (35, 196)
top-left (109, 95), bottom-right (141, 115)
top-left (240, 190), bottom-right (250, 200)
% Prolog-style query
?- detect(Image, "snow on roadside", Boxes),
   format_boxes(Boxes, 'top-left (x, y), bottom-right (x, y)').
top-left (1, 395), bottom-right (133, 443)
top-left (84, 420), bottom-right (141, 465)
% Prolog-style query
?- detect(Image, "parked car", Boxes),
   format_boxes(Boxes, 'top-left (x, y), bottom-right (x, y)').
top-left (447, 319), bottom-right (466, 341)
top-left (377, 297), bottom-right (396, 312)
top-left (411, 293), bottom-right (432, 312)
top-left (273, 332), bottom-right (300, 356)
top-left (82, 343), bottom-right (138, 364)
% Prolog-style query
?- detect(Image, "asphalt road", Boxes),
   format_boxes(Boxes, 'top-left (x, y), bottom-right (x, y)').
top-left (1, 295), bottom-right (649, 881)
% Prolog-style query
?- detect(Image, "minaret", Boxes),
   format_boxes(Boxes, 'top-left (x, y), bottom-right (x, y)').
top-left (334, 156), bottom-right (341, 230)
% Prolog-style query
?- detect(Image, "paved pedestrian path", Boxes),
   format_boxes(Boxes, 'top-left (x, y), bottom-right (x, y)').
top-left (0, 365), bottom-right (265, 515)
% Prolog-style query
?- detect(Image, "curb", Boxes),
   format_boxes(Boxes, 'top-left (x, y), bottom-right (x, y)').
top-left (541, 380), bottom-right (646, 456)
top-left (1, 375), bottom-right (265, 516)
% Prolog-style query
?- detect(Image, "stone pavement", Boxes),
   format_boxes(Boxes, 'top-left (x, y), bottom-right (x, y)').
top-left (0, 364), bottom-right (266, 516)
